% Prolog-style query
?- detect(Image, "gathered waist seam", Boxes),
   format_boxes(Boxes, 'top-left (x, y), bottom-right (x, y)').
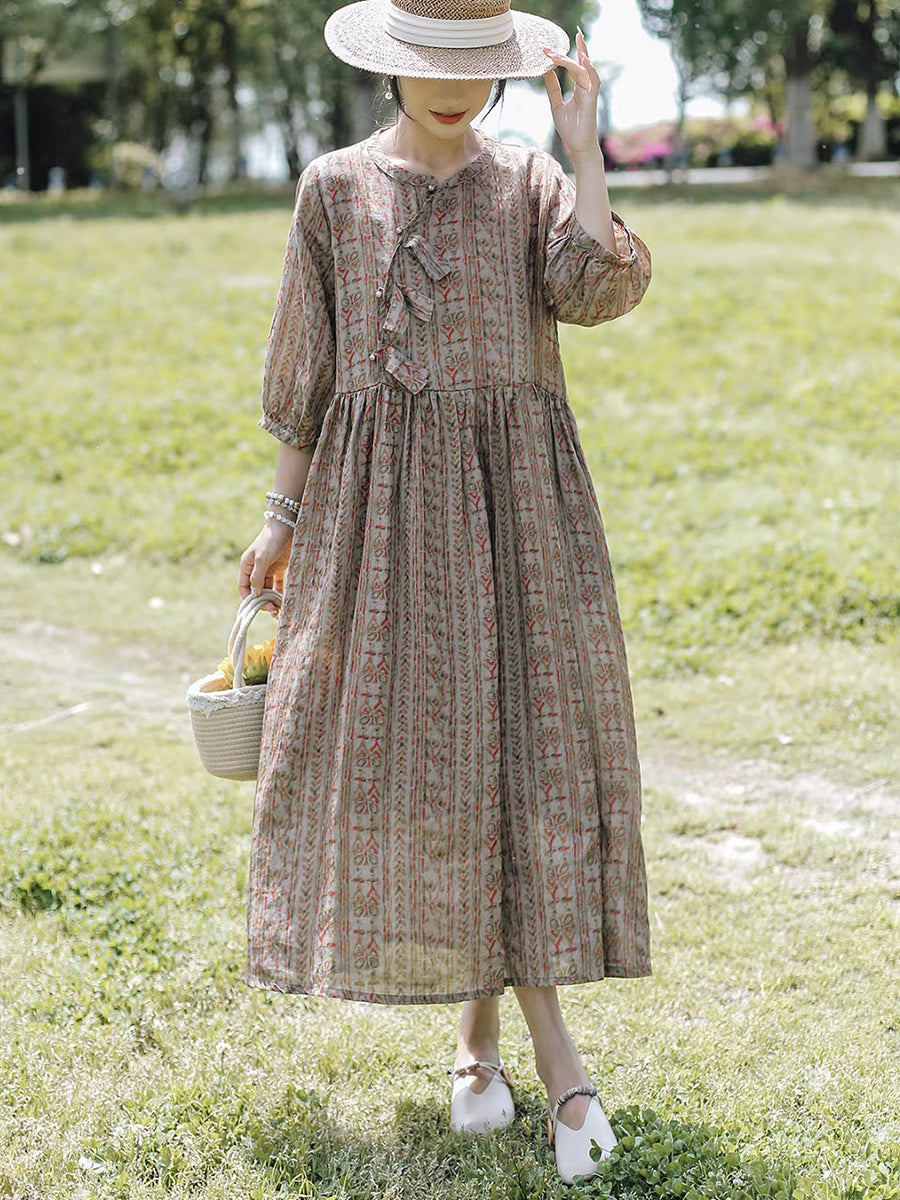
top-left (331, 382), bottom-right (570, 404)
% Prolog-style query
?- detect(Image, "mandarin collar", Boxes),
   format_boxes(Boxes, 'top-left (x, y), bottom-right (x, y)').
top-left (365, 127), bottom-right (496, 187)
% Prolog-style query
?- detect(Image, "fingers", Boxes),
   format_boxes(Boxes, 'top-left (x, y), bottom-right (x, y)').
top-left (239, 546), bottom-right (271, 599)
top-left (576, 27), bottom-right (601, 89)
top-left (249, 554), bottom-right (269, 598)
top-left (238, 550), bottom-right (254, 598)
top-left (240, 521), bottom-right (292, 597)
top-left (544, 29), bottom-right (599, 94)
top-left (543, 65), bottom-right (563, 110)
top-left (260, 568), bottom-right (283, 612)
top-left (543, 52), bottom-right (592, 93)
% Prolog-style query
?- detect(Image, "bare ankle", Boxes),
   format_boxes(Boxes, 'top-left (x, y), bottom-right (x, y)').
top-left (456, 1032), bottom-right (500, 1062)
top-left (533, 1029), bottom-right (581, 1081)
top-left (457, 998), bottom-right (500, 1054)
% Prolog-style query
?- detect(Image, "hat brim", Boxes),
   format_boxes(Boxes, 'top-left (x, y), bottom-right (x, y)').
top-left (324, 0), bottom-right (570, 80)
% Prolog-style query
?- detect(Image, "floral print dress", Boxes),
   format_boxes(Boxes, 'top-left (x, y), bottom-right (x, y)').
top-left (245, 127), bottom-right (653, 1004)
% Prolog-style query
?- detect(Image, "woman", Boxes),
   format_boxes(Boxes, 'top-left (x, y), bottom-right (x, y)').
top-left (238, 0), bottom-right (653, 1183)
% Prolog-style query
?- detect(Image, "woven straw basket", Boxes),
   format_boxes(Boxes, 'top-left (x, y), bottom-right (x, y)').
top-left (186, 588), bottom-right (282, 781)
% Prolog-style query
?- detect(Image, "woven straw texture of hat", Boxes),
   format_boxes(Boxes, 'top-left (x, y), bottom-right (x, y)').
top-left (324, 0), bottom-right (570, 79)
top-left (391, 0), bottom-right (510, 16)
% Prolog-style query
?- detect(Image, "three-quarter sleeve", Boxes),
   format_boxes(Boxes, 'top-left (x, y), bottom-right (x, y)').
top-left (536, 152), bottom-right (652, 327)
top-left (258, 160), bottom-right (336, 451)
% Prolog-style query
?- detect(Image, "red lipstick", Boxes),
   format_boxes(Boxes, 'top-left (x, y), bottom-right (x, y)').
top-left (431, 110), bottom-right (466, 124)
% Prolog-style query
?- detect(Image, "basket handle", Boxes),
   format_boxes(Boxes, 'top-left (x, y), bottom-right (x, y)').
top-left (228, 589), bottom-right (282, 687)
top-left (227, 588), bottom-right (281, 652)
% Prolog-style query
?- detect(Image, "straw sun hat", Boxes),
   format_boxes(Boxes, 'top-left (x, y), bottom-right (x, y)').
top-left (323, 0), bottom-right (571, 80)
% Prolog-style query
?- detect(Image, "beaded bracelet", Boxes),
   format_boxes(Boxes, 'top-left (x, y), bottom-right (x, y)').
top-left (267, 498), bottom-right (300, 515)
top-left (266, 490), bottom-right (301, 514)
top-left (264, 509), bottom-right (296, 530)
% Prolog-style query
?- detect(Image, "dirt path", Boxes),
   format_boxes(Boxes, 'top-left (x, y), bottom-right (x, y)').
top-left (0, 614), bottom-right (187, 734)
top-left (639, 739), bottom-right (899, 884)
top-left (2, 613), bottom-right (897, 877)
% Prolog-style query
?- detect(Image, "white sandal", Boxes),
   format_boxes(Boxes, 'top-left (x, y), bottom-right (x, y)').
top-left (547, 1083), bottom-right (617, 1183)
top-left (447, 1058), bottom-right (516, 1133)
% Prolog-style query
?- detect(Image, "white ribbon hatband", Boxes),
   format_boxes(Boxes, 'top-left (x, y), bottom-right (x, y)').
top-left (384, 4), bottom-right (515, 47)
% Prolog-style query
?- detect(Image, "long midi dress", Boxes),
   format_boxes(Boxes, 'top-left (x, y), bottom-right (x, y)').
top-left (245, 127), bottom-right (653, 1005)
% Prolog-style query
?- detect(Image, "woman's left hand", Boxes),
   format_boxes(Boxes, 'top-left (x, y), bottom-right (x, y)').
top-left (543, 28), bottom-right (602, 156)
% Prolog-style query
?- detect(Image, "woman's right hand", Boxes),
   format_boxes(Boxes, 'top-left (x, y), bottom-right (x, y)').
top-left (238, 520), bottom-right (294, 612)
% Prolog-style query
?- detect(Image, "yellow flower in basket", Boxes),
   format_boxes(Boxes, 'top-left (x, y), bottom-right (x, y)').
top-left (216, 636), bottom-right (276, 687)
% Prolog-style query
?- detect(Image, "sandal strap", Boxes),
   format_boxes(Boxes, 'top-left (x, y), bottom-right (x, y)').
top-left (447, 1059), bottom-right (515, 1089)
top-left (548, 1083), bottom-right (599, 1132)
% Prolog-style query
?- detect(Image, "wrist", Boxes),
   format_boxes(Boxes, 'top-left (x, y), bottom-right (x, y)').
top-left (264, 510), bottom-right (296, 535)
top-left (569, 145), bottom-right (605, 166)
top-left (263, 490), bottom-right (300, 536)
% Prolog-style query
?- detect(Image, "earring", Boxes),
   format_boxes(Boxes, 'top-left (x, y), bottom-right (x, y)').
top-left (384, 90), bottom-right (392, 99)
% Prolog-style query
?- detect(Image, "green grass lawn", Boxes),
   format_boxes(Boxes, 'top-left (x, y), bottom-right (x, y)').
top-left (0, 179), bottom-right (897, 1199)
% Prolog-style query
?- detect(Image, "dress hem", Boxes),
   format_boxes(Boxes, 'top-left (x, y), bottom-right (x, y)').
top-left (244, 967), bottom-right (652, 1005)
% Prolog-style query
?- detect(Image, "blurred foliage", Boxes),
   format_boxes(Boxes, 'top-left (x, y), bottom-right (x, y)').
top-left (1, 0), bottom-right (600, 186)
top-left (635, 0), bottom-right (900, 164)
top-left (107, 139), bottom-right (165, 188)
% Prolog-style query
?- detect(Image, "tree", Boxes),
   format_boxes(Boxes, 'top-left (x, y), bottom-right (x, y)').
top-left (635, 0), bottom-right (831, 168)
top-left (0, 0), bottom-right (118, 187)
top-left (822, 0), bottom-right (900, 159)
top-left (243, 0), bottom-right (370, 176)
top-left (636, 0), bottom-right (744, 174)
top-left (1, 0), bottom-right (661, 187)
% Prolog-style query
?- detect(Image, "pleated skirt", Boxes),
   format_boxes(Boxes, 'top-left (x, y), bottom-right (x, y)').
top-left (246, 382), bottom-right (651, 1004)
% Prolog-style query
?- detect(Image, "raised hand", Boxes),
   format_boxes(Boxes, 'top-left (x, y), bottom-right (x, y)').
top-left (542, 28), bottom-right (602, 157)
